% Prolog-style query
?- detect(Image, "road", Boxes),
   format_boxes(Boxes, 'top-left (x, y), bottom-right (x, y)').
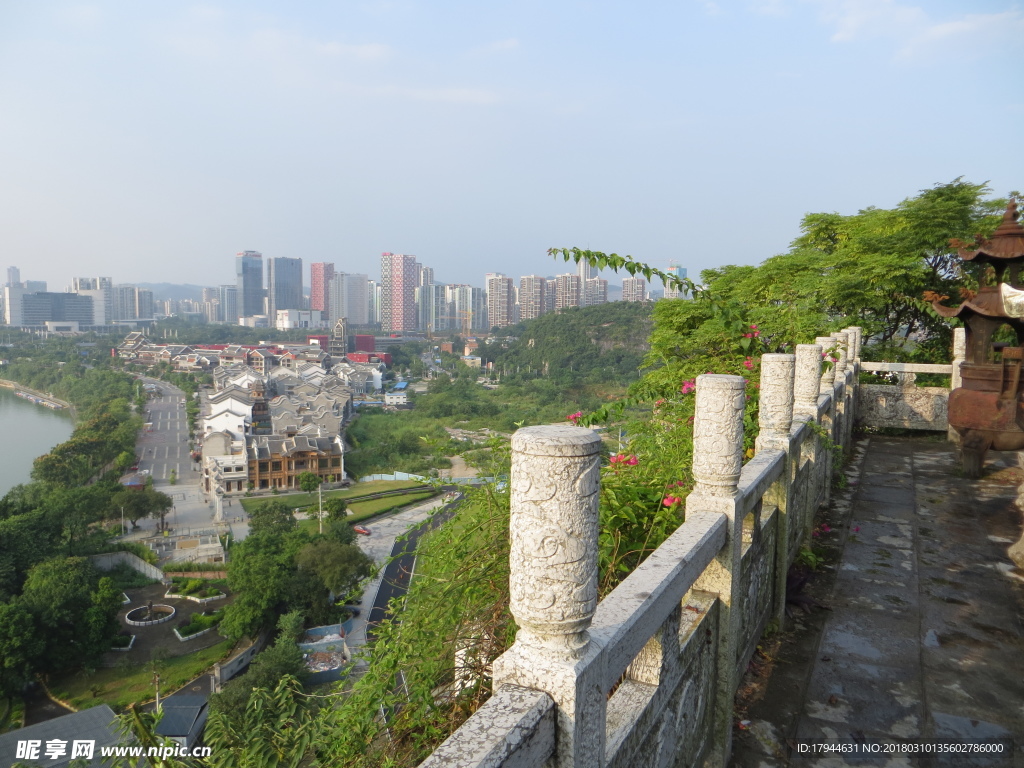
top-left (136, 376), bottom-right (197, 485)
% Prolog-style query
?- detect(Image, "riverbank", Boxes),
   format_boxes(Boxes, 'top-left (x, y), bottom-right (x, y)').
top-left (0, 378), bottom-right (75, 416)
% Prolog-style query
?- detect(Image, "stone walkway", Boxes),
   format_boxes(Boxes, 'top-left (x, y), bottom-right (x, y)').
top-left (733, 437), bottom-right (1024, 767)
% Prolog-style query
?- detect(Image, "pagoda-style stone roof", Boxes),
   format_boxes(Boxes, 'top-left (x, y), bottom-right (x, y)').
top-left (957, 199), bottom-right (1024, 263)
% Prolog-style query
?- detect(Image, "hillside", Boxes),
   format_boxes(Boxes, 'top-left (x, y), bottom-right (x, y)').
top-left (485, 302), bottom-right (652, 385)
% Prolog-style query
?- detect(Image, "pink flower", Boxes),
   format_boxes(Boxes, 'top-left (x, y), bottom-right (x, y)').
top-left (749, 324), bottom-right (758, 329)
top-left (663, 495), bottom-right (680, 506)
top-left (852, 526), bottom-right (860, 533)
top-left (821, 524), bottom-right (831, 533)
top-left (567, 411), bottom-right (583, 423)
top-left (680, 379), bottom-right (696, 394)
top-left (743, 358), bottom-right (754, 370)
top-left (626, 455), bottom-right (638, 465)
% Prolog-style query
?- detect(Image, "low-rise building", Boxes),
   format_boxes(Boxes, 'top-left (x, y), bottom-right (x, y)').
top-left (247, 434), bottom-right (344, 490)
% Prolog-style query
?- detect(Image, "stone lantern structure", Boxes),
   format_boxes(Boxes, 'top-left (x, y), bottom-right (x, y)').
top-left (931, 200), bottom-right (1024, 475)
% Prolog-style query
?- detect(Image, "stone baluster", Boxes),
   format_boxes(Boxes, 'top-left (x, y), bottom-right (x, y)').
top-left (844, 326), bottom-right (863, 363)
top-left (815, 336), bottom-right (837, 395)
top-left (688, 374), bottom-right (746, 763)
top-left (831, 331), bottom-right (849, 380)
top-left (492, 425), bottom-right (604, 768)
top-left (793, 343), bottom-right (823, 418)
top-left (755, 354), bottom-right (795, 453)
top-left (952, 327), bottom-right (966, 390)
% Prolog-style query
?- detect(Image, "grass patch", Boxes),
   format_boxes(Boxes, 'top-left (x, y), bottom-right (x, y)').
top-left (239, 480), bottom-right (425, 513)
top-left (296, 490), bottom-right (440, 535)
top-left (50, 639), bottom-right (234, 711)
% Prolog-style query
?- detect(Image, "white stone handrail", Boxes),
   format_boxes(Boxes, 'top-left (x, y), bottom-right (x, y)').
top-left (419, 327), bottom-right (863, 768)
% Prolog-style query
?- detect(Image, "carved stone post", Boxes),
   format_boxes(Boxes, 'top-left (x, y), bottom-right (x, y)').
top-left (815, 336), bottom-right (837, 396)
top-left (952, 327), bottom-right (966, 390)
top-left (755, 354), bottom-right (795, 453)
top-left (949, 327), bottom-right (966, 443)
top-left (793, 343), bottom-right (823, 418)
top-left (691, 375), bottom-right (746, 502)
top-left (688, 374), bottom-right (746, 764)
top-left (843, 326), bottom-right (863, 363)
top-left (755, 355), bottom-right (799, 629)
top-left (493, 425), bottom-right (605, 768)
top-left (831, 332), bottom-right (849, 380)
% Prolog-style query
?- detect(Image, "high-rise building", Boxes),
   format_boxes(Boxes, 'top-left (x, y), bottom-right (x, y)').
top-left (328, 272), bottom-right (370, 326)
top-left (72, 277), bottom-right (113, 325)
top-left (331, 318), bottom-right (348, 358)
top-left (267, 257), bottom-right (303, 320)
top-left (584, 277), bottom-right (608, 307)
top-left (554, 273), bottom-right (582, 310)
top-left (448, 285), bottom-right (488, 333)
top-left (367, 280), bottom-right (380, 326)
top-left (6, 267), bottom-right (20, 287)
top-left (417, 283), bottom-right (451, 333)
top-left (380, 252), bottom-right (420, 332)
top-left (236, 251), bottom-right (264, 317)
top-left (663, 264), bottom-right (689, 299)
top-left (310, 263), bottom-right (335, 314)
top-left (24, 281), bottom-right (46, 293)
top-left (486, 273), bottom-right (515, 329)
top-left (622, 277), bottom-right (647, 302)
top-left (519, 276), bottom-right (548, 321)
top-left (577, 260), bottom-right (596, 283)
top-left (218, 285), bottom-right (239, 323)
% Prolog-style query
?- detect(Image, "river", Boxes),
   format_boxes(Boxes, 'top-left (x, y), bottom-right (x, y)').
top-left (0, 386), bottom-right (75, 498)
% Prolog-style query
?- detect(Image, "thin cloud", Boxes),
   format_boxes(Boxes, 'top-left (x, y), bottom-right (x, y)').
top-left (815, 0), bottom-right (926, 42)
top-left (898, 10), bottom-right (1024, 59)
top-left (408, 86), bottom-right (499, 105)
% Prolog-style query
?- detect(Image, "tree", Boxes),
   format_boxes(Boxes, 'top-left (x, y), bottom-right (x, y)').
top-left (297, 471), bottom-right (321, 495)
top-left (0, 601), bottom-right (43, 698)
top-left (323, 497), bottom-right (348, 521)
top-left (249, 500), bottom-right (297, 537)
top-left (296, 539), bottom-right (373, 598)
top-left (19, 557), bottom-right (119, 671)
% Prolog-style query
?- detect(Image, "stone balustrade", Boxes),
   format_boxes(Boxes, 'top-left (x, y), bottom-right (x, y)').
top-left (419, 328), bottom-right (863, 768)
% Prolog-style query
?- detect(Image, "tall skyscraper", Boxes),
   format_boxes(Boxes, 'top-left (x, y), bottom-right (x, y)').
top-left (583, 277), bottom-right (608, 307)
top-left (310, 262), bottom-right (335, 314)
top-left (219, 285), bottom-right (239, 323)
top-left (577, 260), bottom-right (596, 282)
top-left (367, 280), bottom-right (380, 326)
top-left (486, 273), bottom-right (515, 329)
top-left (329, 272), bottom-right (369, 325)
top-left (417, 282), bottom-right (451, 333)
top-left (555, 273), bottom-right (582, 310)
top-left (519, 276), bottom-right (547, 321)
top-left (6, 267), bottom-right (20, 287)
top-left (663, 264), bottom-right (688, 299)
top-left (267, 257), bottom-right (303, 320)
top-left (236, 251), bottom-right (264, 317)
top-left (448, 285), bottom-right (487, 333)
top-left (622, 276), bottom-right (647, 302)
top-left (380, 252), bottom-right (420, 332)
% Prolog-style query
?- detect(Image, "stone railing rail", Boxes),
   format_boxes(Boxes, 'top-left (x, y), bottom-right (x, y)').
top-left (420, 327), bottom-right (864, 768)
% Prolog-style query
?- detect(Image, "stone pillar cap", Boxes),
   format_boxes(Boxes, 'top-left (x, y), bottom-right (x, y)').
top-left (511, 424), bottom-right (602, 457)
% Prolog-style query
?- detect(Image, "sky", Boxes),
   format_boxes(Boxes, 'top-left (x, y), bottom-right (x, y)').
top-left (1, 1), bottom-right (1021, 292)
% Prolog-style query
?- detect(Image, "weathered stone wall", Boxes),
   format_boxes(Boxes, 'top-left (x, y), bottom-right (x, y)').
top-left (857, 384), bottom-right (949, 431)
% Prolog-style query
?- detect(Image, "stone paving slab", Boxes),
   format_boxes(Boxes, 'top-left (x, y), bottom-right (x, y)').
top-left (732, 437), bottom-right (1024, 768)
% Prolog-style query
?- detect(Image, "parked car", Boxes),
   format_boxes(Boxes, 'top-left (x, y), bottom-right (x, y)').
top-left (353, 525), bottom-right (371, 536)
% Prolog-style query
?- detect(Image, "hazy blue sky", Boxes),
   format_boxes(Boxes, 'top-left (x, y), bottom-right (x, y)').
top-left (1, 1), bottom-right (1021, 291)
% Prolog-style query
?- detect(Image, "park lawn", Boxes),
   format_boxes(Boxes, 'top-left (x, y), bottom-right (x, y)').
top-left (49, 639), bottom-right (234, 712)
top-left (296, 490), bottom-right (441, 535)
top-left (239, 480), bottom-right (425, 513)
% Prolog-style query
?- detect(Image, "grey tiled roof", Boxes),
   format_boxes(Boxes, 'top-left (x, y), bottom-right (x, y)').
top-left (0, 705), bottom-right (124, 768)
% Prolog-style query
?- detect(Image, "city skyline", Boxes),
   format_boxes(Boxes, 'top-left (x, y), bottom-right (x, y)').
top-left (1, 3), bottom-right (1020, 291)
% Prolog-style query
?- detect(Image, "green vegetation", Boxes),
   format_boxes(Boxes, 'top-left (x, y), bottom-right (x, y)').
top-left (238, 479), bottom-right (423, 513)
top-left (177, 609), bottom-right (224, 637)
top-left (484, 301), bottom-right (652, 386)
top-left (104, 563), bottom-right (159, 591)
top-left (49, 639), bottom-right (233, 711)
top-left (220, 501), bottom-right (373, 640)
top-left (167, 576), bottom-right (225, 598)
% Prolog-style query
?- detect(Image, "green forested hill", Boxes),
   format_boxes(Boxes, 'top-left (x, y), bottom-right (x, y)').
top-left (485, 301), bottom-right (652, 385)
